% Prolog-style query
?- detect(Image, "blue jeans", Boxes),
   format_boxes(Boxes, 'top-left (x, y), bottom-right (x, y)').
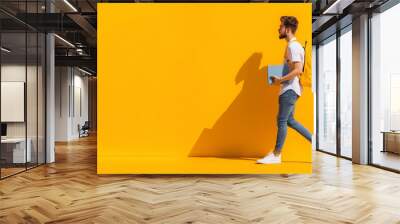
top-left (274, 90), bottom-right (312, 154)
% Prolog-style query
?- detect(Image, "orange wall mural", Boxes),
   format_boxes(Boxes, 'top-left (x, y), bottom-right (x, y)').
top-left (98, 3), bottom-right (313, 174)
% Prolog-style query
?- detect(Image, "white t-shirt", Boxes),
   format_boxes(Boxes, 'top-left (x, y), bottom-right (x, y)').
top-left (279, 37), bottom-right (304, 96)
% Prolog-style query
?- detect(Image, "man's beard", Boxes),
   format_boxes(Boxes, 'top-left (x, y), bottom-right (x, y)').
top-left (279, 33), bottom-right (286, 39)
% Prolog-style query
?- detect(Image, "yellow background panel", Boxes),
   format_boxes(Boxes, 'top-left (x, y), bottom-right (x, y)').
top-left (98, 3), bottom-right (313, 174)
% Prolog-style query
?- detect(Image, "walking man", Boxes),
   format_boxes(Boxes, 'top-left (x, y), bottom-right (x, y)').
top-left (257, 16), bottom-right (312, 164)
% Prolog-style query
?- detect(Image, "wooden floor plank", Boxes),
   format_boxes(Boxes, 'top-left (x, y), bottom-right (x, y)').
top-left (0, 134), bottom-right (400, 223)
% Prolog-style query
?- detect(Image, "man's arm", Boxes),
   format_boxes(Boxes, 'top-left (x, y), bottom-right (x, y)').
top-left (272, 62), bottom-right (302, 84)
top-left (272, 43), bottom-right (303, 85)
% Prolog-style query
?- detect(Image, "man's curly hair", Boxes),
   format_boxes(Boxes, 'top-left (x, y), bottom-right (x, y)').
top-left (280, 16), bottom-right (298, 34)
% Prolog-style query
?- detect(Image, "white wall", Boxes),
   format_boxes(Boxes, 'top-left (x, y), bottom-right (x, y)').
top-left (1, 65), bottom-right (38, 138)
top-left (55, 67), bottom-right (70, 141)
top-left (1, 65), bottom-right (27, 141)
top-left (55, 67), bottom-right (89, 141)
top-left (72, 72), bottom-right (89, 138)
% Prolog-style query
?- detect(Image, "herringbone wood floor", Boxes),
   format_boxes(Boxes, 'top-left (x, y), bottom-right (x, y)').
top-left (1, 134), bottom-right (400, 224)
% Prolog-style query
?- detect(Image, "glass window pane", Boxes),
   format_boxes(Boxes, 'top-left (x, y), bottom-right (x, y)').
top-left (318, 36), bottom-right (337, 154)
top-left (340, 28), bottom-right (352, 158)
top-left (1, 1), bottom-right (46, 179)
top-left (1, 30), bottom-right (27, 177)
top-left (371, 3), bottom-right (400, 171)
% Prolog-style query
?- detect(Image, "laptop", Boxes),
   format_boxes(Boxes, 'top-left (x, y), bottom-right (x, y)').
top-left (267, 64), bottom-right (290, 85)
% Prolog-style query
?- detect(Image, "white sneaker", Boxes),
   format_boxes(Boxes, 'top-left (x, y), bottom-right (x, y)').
top-left (256, 153), bottom-right (281, 164)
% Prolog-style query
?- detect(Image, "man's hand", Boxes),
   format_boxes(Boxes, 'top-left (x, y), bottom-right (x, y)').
top-left (271, 76), bottom-right (282, 85)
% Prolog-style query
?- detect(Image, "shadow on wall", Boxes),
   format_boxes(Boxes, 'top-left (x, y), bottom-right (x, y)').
top-left (189, 52), bottom-right (280, 158)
